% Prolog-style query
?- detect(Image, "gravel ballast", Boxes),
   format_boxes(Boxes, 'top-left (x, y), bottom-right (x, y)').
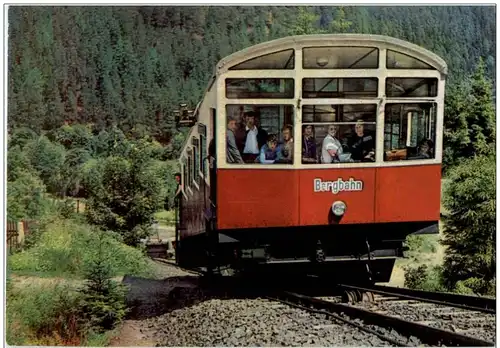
top-left (121, 261), bottom-right (399, 346)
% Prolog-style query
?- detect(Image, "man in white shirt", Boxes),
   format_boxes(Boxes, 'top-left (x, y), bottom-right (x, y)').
top-left (241, 111), bottom-right (267, 163)
top-left (321, 124), bottom-right (343, 163)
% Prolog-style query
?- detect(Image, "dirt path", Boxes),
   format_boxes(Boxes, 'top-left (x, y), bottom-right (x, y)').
top-left (109, 320), bottom-right (156, 347)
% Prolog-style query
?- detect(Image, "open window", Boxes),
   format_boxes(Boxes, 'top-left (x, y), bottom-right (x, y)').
top-left (384, 103), bottom-right (437, 161)
top-left (225, 104), bottom-right (294, 165)
top-left (301, 104), bottom-right (377, 164)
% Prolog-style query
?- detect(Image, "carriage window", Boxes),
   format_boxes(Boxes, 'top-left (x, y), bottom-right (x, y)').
top-left (386, 78), bottom-right (438, 98)
top-left (225, 104), bottom-right (295, 165)
top-left (229, 49), bottom-right (295, 70)
top-left (198, 124), bottom-right (208, 178)
top-left (386, 50), bottom-right (434, 70)
top-left (301, 104), bottom-right (377, 164)
top-left (226, 78), bottom-right (294, 99)
top-left (187, 149), bottom-right (193, 188)
top-left (182, 157), bottom-right (187, 193)
top-left (384, 103), bottom-right (437, 162)
top-left (302, 78), bottom-right (378, 98)
top-left (303, 47), bottom-right (379, 69)
top-left (192, 137), bottom-right (200, 185)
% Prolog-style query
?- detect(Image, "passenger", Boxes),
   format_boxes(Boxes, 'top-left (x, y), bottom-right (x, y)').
top-left (413, 139), bottom-right (434, 159)
top-left (174, 172), bottom-right (182, 203)
top-left (280, 124), bottom-right (294, 163)
top-left (226, 116), bottom-right (244, 164)
top-left (302, 125), bottom-right (317, 164)
top-left (172, 172), bottom-right (182, 222)
top-left (321, 124), bottom-right (343, 163)
top-left (241, 111), bottom-right (268, 163)
top-left (259, 134), bottom-right (282, 164)
top-left (349, 120), bottom-right (375, 162)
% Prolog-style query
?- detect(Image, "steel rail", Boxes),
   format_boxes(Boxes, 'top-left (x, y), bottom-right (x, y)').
top-left (339, 283), bottom-right (496, 314)
top-left (275, 291), bottom-right (494, 347)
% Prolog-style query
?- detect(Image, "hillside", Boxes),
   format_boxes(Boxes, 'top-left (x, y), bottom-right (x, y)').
top-left (8, 6), bottom-right (496, 143)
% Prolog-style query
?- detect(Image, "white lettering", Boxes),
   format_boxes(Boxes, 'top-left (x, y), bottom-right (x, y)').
top-left (313, 178), bottom-right (364, 194)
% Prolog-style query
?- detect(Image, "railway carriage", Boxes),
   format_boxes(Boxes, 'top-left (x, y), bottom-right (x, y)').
top-left (175, 34), bottom-right (447, 284)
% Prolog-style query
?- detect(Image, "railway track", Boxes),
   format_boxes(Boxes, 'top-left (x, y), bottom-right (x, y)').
top-left (339, 283), bottom-right (496, 314)
top-left (335, 284), bottom-right (496, 344)
top-left (267, 291), bottom-right (495, 347)
top-left (149, 259), bottom-right (495, 346)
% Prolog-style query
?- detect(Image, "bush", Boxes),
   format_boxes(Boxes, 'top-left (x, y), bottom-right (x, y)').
top-left (8, 219), bottom-right (154, 278)
top-left (441, 155), bottom-right (495, 294)
top-left (79, 231), bottom-right (129, 333)
top-left (6, 281), bottom-right (84, 345)
top-left (404, 264), bottom-right (446, 292)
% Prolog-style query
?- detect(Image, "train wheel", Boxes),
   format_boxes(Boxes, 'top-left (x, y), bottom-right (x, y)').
top-left (362, 291), bottom-right (375, 303)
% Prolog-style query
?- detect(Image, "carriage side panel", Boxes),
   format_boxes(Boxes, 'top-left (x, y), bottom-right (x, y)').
top-left (217, 169), bottom-right (299, 230)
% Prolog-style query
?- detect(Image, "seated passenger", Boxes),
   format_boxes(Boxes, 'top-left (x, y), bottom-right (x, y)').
top-left (302, 125), bottom-right (317, 164)
top-left (279, 124), bottom-right (294, 163)
top-left (321, 124), bottom-right (343, 163)
top-left (259, 134), bottom-right (282, 164)
top-left (411, 139), bottom-right (434, 159)
top-left (226, 117), bottom-right (244, 164)
top-left (349, 120), bottom-right (375, 162)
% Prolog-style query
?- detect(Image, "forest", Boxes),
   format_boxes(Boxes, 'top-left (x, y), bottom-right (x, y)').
top-left (6, 5), bottom-right (496, 346)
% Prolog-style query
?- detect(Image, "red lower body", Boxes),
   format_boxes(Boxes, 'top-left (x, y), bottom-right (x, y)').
top-left (217, 165), bottom-right (441, 230)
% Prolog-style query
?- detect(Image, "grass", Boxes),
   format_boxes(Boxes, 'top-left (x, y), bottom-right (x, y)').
top-left (6, 279), bottom-right (83, 346)
top-left (6, 217), bottom-right (159, 346)
top-left (387, 224), bottom-right (445, 287)
top-left (8, 218), bottom-right (155, 279)
top-left (154, 209), bottom-right (176, 226)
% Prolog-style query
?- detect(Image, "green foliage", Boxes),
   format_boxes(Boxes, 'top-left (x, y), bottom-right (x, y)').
top-left (82, 136), bottom-right (168, 245)
top-left (79, 231), bottom-right (128, 332)
top-left (24, 135), bottom-right (67, 195)
top-left (404, 264), bottom-right (446, 292)
top-left (441, 155), bottom-right (495, 294)
top-left (443, 57), bottom-right (496, 171)
top-left (404, 234), bottom-right (437, 259)
top-left (6, 282), bottom-right (84, 345)
top-left (7, 169), bottom-right (48, 221)
top-left (288, 7), bottom-right (325, 35)
top-left (8, 219), bottom-right (154, 278)
top-left (8, 7), bottom-right (495, 136)
top-left (454, 277), bottom-right (495, 296)
top-left (328, 6), bottom-right (352, 33)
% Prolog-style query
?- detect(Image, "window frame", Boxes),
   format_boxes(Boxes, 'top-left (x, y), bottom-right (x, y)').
top-left (229, 49), bottom-right (295, 70)
top-left (302, 46), bottom-right (380, 70)
top-left (302, 77), bottom-right (379, 99)
top-left (225, 78), bottom-right (295, 99)
top-left (386, 49), bottom-right (435, 70)
top-left (385, 77), bottom-right (438, 98)
top-left (192, 137), bottom-right (200, 186)
top-left (301, 103), bottom-right (379, 164)
top-left (187, 148), bottom-right (193, 190)
top-left (216, 45), bottom-right (444, 169)
top-left (383, 102), bottom-right (438, 162)
top-left (198, 123), bottom-right (208, 179)
top-left (223, 103), bottom-right (296, 167)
